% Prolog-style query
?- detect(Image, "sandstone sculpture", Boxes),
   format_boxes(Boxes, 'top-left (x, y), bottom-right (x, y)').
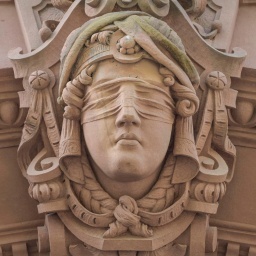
top-left (9, 1), bottom-right (247, 255)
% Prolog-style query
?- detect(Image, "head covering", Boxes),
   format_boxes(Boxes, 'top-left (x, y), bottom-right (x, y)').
top-left (58, 12), bottom-right (200, 99)
top-left (58, 12), bottom-right (200, 184)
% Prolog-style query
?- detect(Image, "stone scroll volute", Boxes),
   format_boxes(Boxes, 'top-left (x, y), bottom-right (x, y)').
top-left (9, 1), bottom-right (246, 255)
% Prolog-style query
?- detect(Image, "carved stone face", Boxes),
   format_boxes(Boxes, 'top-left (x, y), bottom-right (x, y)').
top-left (82, 59), bottom-right (175, 182)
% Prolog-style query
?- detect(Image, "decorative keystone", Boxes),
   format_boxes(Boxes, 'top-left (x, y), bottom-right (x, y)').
top-left (206, 71), bottom-right (227, 90)
top-left (29, 70), bottom-right (50, 90)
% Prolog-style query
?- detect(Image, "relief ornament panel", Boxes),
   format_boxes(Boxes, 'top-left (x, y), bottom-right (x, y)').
top-left (9, 1), bottom-right (247, 255)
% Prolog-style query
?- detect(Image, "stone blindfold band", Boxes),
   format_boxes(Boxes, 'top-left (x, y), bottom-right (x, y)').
top-left (81, 77), bottom-right (176, 124)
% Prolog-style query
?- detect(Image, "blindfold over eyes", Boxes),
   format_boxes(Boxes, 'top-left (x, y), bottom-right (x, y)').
top-left (81, 78), bottom-right (175, 124)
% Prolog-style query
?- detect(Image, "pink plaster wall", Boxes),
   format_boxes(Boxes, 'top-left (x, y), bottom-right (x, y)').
top-left (215, 146), bottom-right (256, 226)
top-left (0, 2), bottom-right (26, 69)
top-left (231, 5), bottom-right (256, 69)
top-left (0, 147), bottom-right (42, 225)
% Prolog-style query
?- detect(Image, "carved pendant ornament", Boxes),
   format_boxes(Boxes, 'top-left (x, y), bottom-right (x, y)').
top-left (12, 2), bottom-right (244, 255)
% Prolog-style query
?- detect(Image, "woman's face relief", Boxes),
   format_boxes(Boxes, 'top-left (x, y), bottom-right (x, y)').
top-left (82, 59), bottom-right (175, 182)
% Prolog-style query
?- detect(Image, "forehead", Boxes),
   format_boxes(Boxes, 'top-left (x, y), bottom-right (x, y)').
top-left (92, 59), bottom-right (165, 87)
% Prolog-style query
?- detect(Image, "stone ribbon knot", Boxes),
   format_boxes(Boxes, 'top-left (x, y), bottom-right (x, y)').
top-left (103, 195), bottom-right (153, 238)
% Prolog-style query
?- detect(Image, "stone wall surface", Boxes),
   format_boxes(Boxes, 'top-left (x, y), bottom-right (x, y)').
top-left (0, 1), bottom-right (27, 69)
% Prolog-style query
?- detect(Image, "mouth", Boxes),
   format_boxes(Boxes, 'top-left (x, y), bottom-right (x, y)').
top-left (115, 133), bottom-right (141, 145)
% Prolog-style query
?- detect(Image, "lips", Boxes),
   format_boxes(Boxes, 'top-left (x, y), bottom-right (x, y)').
top-left (115, 133), bottom-right (141, 144)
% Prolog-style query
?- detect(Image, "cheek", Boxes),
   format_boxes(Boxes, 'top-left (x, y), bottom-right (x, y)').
top-left (83, 119), bottom-right (115, 151)
top-left (144, 122), bottom-right (172, 155)
top-left (142, 123), bottom-right (172, 167)
top-left (83, 123), bottom-right (101, 150)
top-left (147, 124), bottom-right (172, 168)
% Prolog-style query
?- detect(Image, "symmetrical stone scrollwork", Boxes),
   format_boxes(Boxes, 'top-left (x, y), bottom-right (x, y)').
top-left (52, 0), bottom-right (212, 19)
top-left (188, 0), bottom-right (223, 41)
top-left (52, 0), bottom-right (170, 17)
top-left (84, 0), bottom-right (170, 17)
top-left (10, 1), bottom-right (246, 255)
top-left (184, 0), bottom-right (207, 19)
top-left (50, 0), bottom-right (221, 42)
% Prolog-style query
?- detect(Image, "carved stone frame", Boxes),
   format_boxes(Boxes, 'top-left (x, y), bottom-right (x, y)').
top-left (9, 1), bottom-right (246, 255)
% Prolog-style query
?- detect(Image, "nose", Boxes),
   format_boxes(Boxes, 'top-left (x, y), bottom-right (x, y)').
top-left (115, 106), bottom-right (141, 127)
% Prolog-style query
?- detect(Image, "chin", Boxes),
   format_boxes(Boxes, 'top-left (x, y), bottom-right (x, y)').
top-left (108, 160), bottom-right (149, 182)
top-left (110, 171), bottom-right (147, 182)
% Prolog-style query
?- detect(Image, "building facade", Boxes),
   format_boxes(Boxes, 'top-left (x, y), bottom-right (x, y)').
top-left (0, 0), bottom-right (256, 255)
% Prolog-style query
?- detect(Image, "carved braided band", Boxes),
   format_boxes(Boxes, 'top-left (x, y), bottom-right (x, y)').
top-left (66, 177), bottom-right (115, 228)
top-left (65, 175), bottom-right (190, 228)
